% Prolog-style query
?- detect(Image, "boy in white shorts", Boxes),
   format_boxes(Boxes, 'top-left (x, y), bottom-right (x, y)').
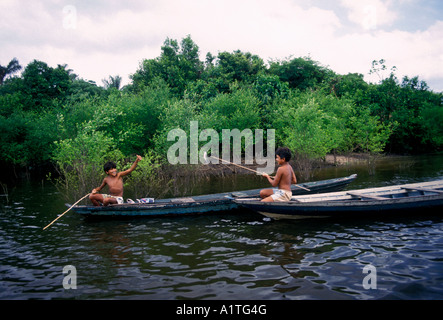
top-left (89, 155), bottom-right (142, 206)
top-left (260, 147), bottom-right (297, 202)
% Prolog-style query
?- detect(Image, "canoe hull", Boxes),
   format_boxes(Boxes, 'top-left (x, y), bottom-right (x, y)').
top-left (70, 174), bottom-right (357, 218)
top-left (72, 198), bottom-right (239, 218)
top-left (235, 179), bottom-right (443, 220)
top-left (247, 195), bottom-right (443, 220)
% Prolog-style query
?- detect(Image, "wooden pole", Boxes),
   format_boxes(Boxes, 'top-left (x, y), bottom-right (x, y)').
top-left (205, 153), bottom-right (311, 192)
top-left (43, 193), bottom-right (90, 230)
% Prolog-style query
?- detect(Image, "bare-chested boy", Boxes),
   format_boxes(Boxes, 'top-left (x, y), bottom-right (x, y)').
top-left (260, 147), bottom-right (297, 202)
top-left (89, 155), bottom-right (142, 206)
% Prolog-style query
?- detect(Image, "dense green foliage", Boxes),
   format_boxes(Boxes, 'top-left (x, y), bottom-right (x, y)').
top-left (1, 36), bottom-right (442, 185)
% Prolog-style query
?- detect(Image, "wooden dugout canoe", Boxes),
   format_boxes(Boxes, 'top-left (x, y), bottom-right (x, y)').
top-left (234, 179), bottom-right (443, 220)
top-left (68, 174), bottom-right (357, 218)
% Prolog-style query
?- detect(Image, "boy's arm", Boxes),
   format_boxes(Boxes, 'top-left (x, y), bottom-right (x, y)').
top-left (92, 179), bottom-right (107, 193)
top-left (263, 168), bottom-right (282, 187)
top-left (119, 155), bottom-right (143, 177)
top-left (291, 168), bottom-right (297, 184)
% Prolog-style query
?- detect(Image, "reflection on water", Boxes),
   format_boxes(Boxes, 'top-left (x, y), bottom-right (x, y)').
top-left (1, 155), bottom-right (443, 299)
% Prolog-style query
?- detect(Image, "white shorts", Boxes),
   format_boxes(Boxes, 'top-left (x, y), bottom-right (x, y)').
top-left (102, 194), bottom-right (124, 204)
top-left (270, 189), bottom-right (292, 202)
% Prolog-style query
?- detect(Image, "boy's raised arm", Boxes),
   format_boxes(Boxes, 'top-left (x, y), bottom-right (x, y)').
top-left (120, 155), bottom-right (143, 177)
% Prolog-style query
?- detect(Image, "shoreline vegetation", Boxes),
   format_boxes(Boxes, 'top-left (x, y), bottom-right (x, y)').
top-left (1, 35), bottom-right (442, 200)
top-left (0, 150), bottom-right (436, 203)
top-left (51, 152), bottom-right (406, 202)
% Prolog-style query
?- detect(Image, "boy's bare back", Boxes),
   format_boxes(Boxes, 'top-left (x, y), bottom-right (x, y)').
top-left (275, 163), bottom-right (297, 192)
top-left (260, 148), bottom-right (297, 202)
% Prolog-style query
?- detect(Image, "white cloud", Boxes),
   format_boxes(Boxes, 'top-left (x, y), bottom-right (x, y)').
top-left (340, 0), bottom-right (398, 30)
top-left (327, 20), bottom-right (443, 87)
top-left (146, 0), bottom-right (343, 61)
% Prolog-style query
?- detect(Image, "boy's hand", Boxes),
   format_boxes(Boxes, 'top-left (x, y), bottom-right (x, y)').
top-left (92, 188), bottom-right (98, 194)
top-left (136, 155), bottom-right (143, 161)
top-left (262, 173), bottom-right (270, 179)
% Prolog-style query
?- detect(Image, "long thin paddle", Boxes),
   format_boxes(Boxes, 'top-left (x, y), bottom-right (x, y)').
top-left (203, 152), bottom-right (310, 192)
top-left (43, 193), bottom-right (90, 230)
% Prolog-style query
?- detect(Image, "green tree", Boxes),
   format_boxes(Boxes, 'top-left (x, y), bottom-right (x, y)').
top-left (0, 110), bottom-right (59, 169)
top-left (102, 75), bottom-right (122, 90)
top-left (395, 76), bottom-right (442, 153)
top-left (348, 106), bottom-right (394, 174)
top-left (199, 85), bottom-right (261, 133)
top-left (274, 92), bottom-right (350, 157)
top-left (253, 74), bottom-right (290, 127)
top-left (325, 73), bottom-right (369, 98)
top-left (369, 59), bottom-right (397, 83)
top-left (269, 57), bottom-right (329, 90)
top-left (65, 79), bottom-right (106, 102)
top-left (420, 104), bottom-right (443, 149)
top-left (361, 70), bottom-right (441, 153)
top-left (116, 80), bottom-right (174, 152)
top-left (180, 35), bottom-right (204, 82)
top-left (0, 58), bottom-right (22, 85)
top-left (349, 106), bottom-right (394, 155)
top-left (153, 95), bottom-right (199, 157)
top-left (21, 60), bottom-right (72, 110)
top-left (271, 91), bottom-right (353, 178)
top-left (215, 50), bottom-right (265, 83)
top-left (253, 74), bottom-right (289, 104)
top-left (130, 35), bottom-right (203, 96)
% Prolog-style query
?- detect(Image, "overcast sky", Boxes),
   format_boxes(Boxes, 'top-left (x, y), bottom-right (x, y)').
top-left (1, 0), bottom-right (442, 92)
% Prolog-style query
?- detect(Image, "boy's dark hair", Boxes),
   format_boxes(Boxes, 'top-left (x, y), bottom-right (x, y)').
top-left (104, 161), bottom-right (117, 172)
top-left (276, 147), bottom-right (292, 162)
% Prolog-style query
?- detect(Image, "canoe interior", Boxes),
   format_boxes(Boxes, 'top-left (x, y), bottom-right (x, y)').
top-left (287, 180), bottom-right (443, 203)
